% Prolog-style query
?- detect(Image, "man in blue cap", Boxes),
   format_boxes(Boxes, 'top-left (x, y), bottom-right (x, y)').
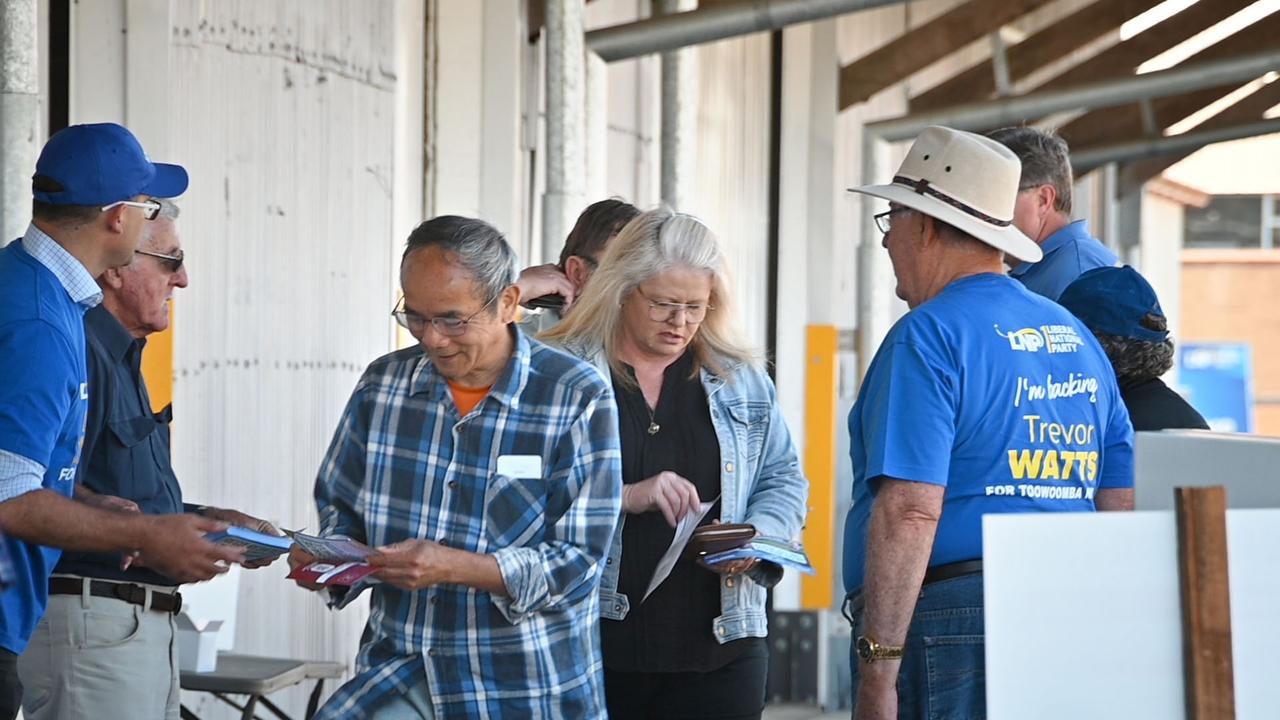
top-left (1058, 266), bottom-right (1209, 431)
top-left (0, 123), bottom-right (246, 719)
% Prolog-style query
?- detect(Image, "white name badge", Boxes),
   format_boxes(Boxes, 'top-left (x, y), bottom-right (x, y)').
top-left (497, 455), bottom-right (543, 479)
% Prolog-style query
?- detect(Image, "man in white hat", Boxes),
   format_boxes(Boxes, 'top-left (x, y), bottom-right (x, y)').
top-left (841, 126), bottom-right (1135, 719)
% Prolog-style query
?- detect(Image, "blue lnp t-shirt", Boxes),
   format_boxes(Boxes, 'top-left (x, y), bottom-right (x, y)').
top-left (0, 240), bottom-right (91, 653)
top-left (842, 274), bottom-right (1134, 594)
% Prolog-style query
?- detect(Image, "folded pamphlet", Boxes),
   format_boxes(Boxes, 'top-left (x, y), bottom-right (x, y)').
top-left (701, 536), bottom-right (816, 575)
top-left (287, 531), bottom-right (373, 563)
top-left (287, 560), bottom-right (379, 587)
top-left (205, 526), bottom-right (293, 563)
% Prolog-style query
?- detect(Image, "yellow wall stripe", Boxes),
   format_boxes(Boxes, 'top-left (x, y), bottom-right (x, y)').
top-left (801, 325), bottom-right (838, 610)
top-left (140, 301), bottom-right (175, 413)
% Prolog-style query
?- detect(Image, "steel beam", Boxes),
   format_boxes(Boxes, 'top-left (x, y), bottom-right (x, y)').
top-left (867, 47), bottom-right (1280, 141)
top-left (1073, 118), bottom-right (1280, 175)
top-left (586, 0), bottom-right (905, 62)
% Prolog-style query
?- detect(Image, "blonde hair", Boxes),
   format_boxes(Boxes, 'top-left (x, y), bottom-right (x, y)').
top-left (541, 207), bottom-right (759, 383)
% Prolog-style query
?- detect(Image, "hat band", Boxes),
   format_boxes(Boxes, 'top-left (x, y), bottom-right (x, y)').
top-left (893, 175), bottom-right (1012, 228)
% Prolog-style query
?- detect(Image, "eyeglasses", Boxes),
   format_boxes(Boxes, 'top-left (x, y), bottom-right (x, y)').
top-left (636, 287), bottom-right (713, 323)
top-left (392, 294), bottom-right (500, 338)
top-left (135, 248), bottom-right (184, 273)
top-left (873, 207), bottom-right (916, 234)
top-left (101, 199), bottom-right (163, 221)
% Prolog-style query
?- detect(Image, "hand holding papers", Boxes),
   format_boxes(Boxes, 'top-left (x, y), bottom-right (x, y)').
top-left (700, 535), bottom-right (815, 575)
top-left (643, 500), bottom-right (716, 601)
top-left (204, 526), bottom-right (293, 564)
top-left (285, 532), bottom-right (377, 587)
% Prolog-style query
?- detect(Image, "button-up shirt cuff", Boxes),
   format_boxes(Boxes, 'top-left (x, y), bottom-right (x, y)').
top-left (0, 450), bottom-right (45, 503)
top-left (491, 546), bottom-right (546, 625)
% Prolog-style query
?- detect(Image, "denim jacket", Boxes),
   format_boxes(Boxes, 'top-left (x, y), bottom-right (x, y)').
top-left (570, 344), bottom-right (809, 644)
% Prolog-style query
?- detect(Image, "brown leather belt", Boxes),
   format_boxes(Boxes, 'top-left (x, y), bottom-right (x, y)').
top-left (48, 577), bottom-right (183, 614)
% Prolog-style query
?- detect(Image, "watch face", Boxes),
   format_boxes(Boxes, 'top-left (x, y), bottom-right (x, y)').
top-left (856, 636), bottom-right (873, 661)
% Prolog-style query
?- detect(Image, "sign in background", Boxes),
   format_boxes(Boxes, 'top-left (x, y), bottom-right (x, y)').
top-left (1179, 342), bottom-right (1254, 433)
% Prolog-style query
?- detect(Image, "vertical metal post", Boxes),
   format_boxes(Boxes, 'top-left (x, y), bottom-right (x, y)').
top-left (0, 0), bottom-right (38, 242)
top-left (857, 134), bottom-right (894, 381)
top-left (542, 0), bottom-right (586, 262)
top-left (659, 0), bottom-right (697, 210)
top-left (585, 50), bottom-right (608, 203)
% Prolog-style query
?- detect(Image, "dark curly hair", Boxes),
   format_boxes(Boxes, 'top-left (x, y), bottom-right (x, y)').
top-left (1091, 312), bottom-right (1174, 383)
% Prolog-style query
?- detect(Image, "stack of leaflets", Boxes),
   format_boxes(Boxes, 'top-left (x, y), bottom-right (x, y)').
top-left (204, 526), bottom-right (294, 563)
top-left (285, 532), bottom-right (379, 587)
top-left (702, 536), bottom-right (816, 575)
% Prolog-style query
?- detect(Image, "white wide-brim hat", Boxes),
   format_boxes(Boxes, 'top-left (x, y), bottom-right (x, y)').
top-left (850, 126), bottom-right (1043, 263)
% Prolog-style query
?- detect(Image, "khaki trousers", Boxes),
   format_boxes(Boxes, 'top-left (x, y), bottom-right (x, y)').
top-left (17, 578), bottom-right (180, 720)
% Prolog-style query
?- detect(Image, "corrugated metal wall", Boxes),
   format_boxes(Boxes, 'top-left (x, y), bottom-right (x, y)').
top-left (167, 1), bottom-right (403, 714)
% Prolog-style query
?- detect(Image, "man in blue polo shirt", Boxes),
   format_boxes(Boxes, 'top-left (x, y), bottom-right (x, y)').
top-left (843, 126), bottom-right (1134, 720)
top-left (988, 126), bottom-right (1118, 300)
top-left (0, 123), bottom-right (245, 719)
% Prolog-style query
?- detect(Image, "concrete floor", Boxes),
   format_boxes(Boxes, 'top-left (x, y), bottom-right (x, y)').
top-left (762, 704), bottom-right (846, 720)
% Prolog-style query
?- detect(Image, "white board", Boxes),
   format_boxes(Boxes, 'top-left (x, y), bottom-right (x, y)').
top-left (1135, 431), bottom-right (1280, 510)
top-left (984, 509), bottom-right (1280, 720)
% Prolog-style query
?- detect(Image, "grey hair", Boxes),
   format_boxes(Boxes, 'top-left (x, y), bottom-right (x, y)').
top-left (136, 198), bottom-right (182, 254)
top-left (987, 125), bottom-right (1073, 215)
top-left (1092, 313), bottom-right (1174, 383)
top-left (402, 215), bottom-right (518, 304)
top-left (154, 197), bottom-right (180, 220)
top-left (541, 207), bottom-right (758, 383)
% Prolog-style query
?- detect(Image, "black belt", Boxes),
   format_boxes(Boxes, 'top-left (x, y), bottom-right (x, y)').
top-left (49, 577), bottom-right (183, 614)
top-left (922, 559), bottom-right (983, 586)
top-left (842, 559), bottom-right (983, 621)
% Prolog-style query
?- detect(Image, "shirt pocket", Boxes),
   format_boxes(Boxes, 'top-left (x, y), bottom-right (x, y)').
top-left (483, 473), bottom-right (549, 548)
top-left (724, 401), bottom-right (770, 458)
top-left (106, 415), bottom-right (163, 501)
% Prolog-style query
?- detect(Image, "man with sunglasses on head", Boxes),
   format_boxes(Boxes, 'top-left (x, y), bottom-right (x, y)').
top-left (291, 215), bottom-right (622, 719)
top-left (0, 123), bottom-right (245, 719)
top-left (17, 198), bottom-right (282, 720)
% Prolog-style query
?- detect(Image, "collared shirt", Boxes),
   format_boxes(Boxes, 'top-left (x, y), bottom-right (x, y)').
top-left (313, 329), bottom-right (622, 720)
top-left (0, 227), bottom-right (96, 653)
top-left (55, 304), bottom-right (186, 585)
top-left (1009, 220), bottom-right (1118, 300)
top-left (21, 223), bottom-right (104, 309)
top-left (0, 225), bottom-right (102, 502)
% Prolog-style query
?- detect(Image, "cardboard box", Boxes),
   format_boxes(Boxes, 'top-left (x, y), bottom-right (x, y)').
top-left (176, 612), bottom-right (223, 673)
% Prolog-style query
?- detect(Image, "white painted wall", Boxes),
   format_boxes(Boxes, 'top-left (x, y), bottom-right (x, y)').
top-left (66, 2), bottom-right (424, 716)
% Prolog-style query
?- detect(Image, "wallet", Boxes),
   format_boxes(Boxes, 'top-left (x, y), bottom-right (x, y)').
top-left (687, 523), bottom-right (756, 557)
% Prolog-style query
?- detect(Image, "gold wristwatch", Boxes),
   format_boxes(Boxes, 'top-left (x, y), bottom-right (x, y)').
top-left (855, 635), bottom-right (905, 664)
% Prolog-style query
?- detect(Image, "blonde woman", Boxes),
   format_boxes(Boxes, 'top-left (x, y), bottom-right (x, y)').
top-left (542, 209), bottom-right (808, 720)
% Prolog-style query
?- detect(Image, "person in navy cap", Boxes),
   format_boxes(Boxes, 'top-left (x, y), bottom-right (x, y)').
top-left (1058, 266), bottom-right (1209, 431)
top-left (0, 123), bottom-right (245, 719)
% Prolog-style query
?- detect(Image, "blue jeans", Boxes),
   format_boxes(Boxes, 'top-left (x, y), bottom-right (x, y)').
top-left (846, 573), bottom-right (985, 720)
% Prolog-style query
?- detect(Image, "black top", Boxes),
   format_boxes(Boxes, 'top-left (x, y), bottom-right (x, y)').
top-left (1121, 377), bottom-right (1211, 432)
top-left (602, 351), bottom-right (761, 673)
top-left (55, 305), bottom-right (187, 586)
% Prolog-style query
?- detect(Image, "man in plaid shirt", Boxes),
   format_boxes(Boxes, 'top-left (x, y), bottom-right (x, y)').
top-left (290, 216), bottom-right (622, 719)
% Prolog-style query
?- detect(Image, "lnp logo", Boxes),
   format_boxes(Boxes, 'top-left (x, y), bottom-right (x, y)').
top-left (995, 325), bottom-right (1044, 352)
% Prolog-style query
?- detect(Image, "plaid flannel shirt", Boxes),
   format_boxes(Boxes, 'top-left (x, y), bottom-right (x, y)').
top-left (313, 329), bottom-right (622, 719)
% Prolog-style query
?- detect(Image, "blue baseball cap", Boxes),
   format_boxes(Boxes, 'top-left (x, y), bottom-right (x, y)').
top-left (32, 123), bottom-right (188, 206)
top-left (1058, 265), bottom-right (1168, 343)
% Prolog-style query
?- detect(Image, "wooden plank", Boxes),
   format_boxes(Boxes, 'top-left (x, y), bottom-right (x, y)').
top-left (910, 0), bottom-right (1163, 113)
top-left (1175, 486), bottom-right (1236, 720)
top-left (1116, 80), bottom-right (1280, 197)
top-left (838, 0), bottom-right (1053, 109)
top-left (1059, 12), bottom-right (1280, 151)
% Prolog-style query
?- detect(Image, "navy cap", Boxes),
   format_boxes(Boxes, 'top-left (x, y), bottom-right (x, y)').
top-left (1058, 265), bottom-right (1168, 343)
top-left (32, 123), bottom-right (188, 206)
